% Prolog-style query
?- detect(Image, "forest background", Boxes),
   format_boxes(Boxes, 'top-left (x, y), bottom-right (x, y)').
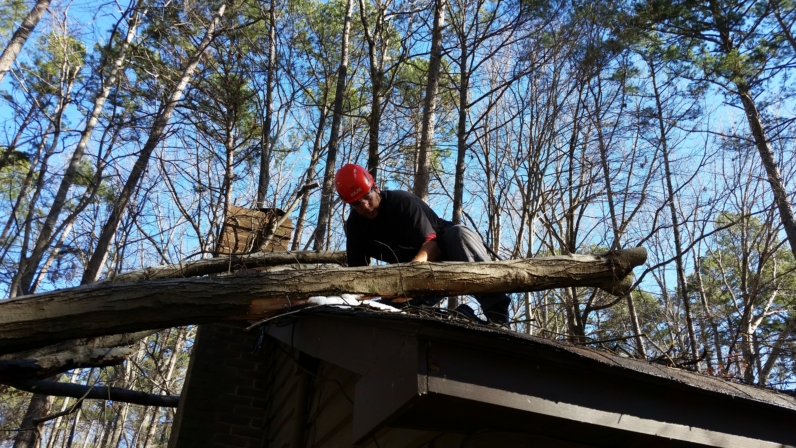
top-left (1, 0), bottom-right (795, 445)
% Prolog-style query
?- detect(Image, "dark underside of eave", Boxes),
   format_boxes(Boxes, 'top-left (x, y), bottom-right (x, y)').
top-left (299, 305), bottom-right (796, 411)
top-left (264, 305), bottom-right (796, 447)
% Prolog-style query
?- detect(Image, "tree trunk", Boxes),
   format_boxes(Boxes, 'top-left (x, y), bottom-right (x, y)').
top-left (0, 0), bottom-right (51, 83)
top-left (12, 391), bottom-right (50, 448)
top-left (710, 1), bottom-right (796, 264)
top-left (413, 0), bottom-right (446, 201)
top-left (64, 408), bottom-right (81, 448)
top-left (313, 0), bottom-right (355, 251)
top-left (108, 359), bottom-right (135, 448)
top-left (0, 248), bottom-right (646, 354)
top-left (649, 57), bottom-right (695, 365)
top-left (358, 0), bottom-right (387, 178)
top-left (758, 316), bottom-right (796, 386)
top-left (452, 36), bottom-right (468, 226)
top-left (81, 2), bottom-right (228, 283)
top-left (625, 295), bottom-right (647, 358)
top-left (692, 253), bottom-right (724, 371)
top-left (257, 0), bottom-right (278, 207)
top-left (10, 76), bottom-right (75, 297)
top-left (736, 84), bottom-right (796, 262)
top-left (98, 406), bottom-right (117, 448)
top-left (291, 105), bottom-right (328, 251)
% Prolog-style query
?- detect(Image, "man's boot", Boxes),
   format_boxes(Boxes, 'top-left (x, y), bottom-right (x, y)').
top-left (483, 299), bottom-right (510, 327)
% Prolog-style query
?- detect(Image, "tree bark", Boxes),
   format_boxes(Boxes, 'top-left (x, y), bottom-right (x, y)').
top-left (0, 0), bottom-right (51, 83)
top-left (257, 0), bottom-right (278, 207)
top-left (81, 2), bottom-right (228, 283)
top-left (452, 35), bottom-right (469, 226)
top-left (291, 104), bottom-right (328, 251)
top-left (0, 348), bottom-right (133, 382)
top-left (6, 380), bottom-right (179, 407)
top-left (0, 248), bottom-right (646, 354)
top-left (313, 0), bottom-right (355, 250)
top-left (648, 55), bottom-right (696, 364)
top-left (413, 0), bottom-right (446, 202)
top-left (736, 85), bottom-right (796, 262)
top-left (358, 0), bottom-right (388, 178)
top-left (708, 0), bottom-right (796, 265)
top-left (106, 250), bottom-right (344, 282)
top-left (12, 391), bottom-right (49, 448)
top-left (2, 330), bottom-right (157, 362)
top-left (758, 316), bottom-right (796, 386)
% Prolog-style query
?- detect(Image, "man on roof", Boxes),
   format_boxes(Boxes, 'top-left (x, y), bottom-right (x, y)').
top-left (334, 163), bottom-right (511, 325)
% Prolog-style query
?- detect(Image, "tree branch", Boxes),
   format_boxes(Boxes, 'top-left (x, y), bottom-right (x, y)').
top-left (106, 250), bottom-right (344, 283)
top-left (5, 380), bottom-right (179, 407)
top-left (0, 347), bottom-right (133, 382)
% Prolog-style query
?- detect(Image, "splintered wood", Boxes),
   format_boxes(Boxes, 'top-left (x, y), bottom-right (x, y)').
top-left (218, 205), bottom-right (293, 255)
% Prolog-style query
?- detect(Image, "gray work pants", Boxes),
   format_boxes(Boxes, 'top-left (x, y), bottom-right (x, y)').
top-left (438, 225), bottom-right (510, 312)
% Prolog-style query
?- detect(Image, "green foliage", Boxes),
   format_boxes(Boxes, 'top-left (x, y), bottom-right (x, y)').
top-left (0, 0), bottom-right (27, 42)
top-left (628, 0), bottom-right (791, 97)
top-left (0, 146), bottom-right (29, 171)
top-left (392, 57), bottom-right (457, 114)
top-left (596, 289), bottom-right (669, 343)
top-left (24, 31), bottom-right (87, 94)
top-left (73, 159), bottom-right (117, 204)
top-left (699, 212), bottom-right (795, 308)
top-left (289, 0), bottom-right (368, 109)
top-left (0, 146), bottom-right (32, 204)
top-left (692, 212), bottom-right (796, 380)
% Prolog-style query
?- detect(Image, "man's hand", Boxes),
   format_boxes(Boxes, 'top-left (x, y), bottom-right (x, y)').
top-left (411, 240), bottom-right (441, 263)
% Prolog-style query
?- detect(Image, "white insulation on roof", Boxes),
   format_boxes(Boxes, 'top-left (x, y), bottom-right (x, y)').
top-left (307, 295), bottom-right (402, 312)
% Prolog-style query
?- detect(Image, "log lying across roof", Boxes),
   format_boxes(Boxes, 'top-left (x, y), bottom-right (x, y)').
top-left (0, 248), bottom-right (646, 355)
top-left (105, 250), bottom-right (346, 282)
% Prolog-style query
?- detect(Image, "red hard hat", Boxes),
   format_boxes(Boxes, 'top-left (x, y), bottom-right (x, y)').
top-left (335, 164), bottom-right (374, 203)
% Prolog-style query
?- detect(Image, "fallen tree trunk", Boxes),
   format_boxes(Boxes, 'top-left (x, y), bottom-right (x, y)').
top-left (6, 380), bottom-right (179, 407)
top-left (106, 250), bottom-right (345, 282)
top-left (0, 248), bottom-right (646, 354)
top-left (0, 347), bottom-right (133, 381)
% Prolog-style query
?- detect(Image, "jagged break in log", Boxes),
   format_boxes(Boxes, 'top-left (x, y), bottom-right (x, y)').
top-left (0, 248), bottom-right (646, 355)
top-left (7, 380), bottom-right (179, 407)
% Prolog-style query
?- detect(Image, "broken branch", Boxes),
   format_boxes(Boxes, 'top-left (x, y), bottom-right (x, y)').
top-left (105, 250), bottom-right (344, 282)
top-left (6, 380), bottom-right (179, 407)
top-left (0, 347), bottom-right (133, 382)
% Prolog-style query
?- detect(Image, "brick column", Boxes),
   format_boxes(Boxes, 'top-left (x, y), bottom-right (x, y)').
top-left (169, 322), bottom-right (270, 448)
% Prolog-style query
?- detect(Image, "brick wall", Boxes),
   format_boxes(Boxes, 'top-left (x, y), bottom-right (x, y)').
top-left (169, 322), bottom-right (271, 448)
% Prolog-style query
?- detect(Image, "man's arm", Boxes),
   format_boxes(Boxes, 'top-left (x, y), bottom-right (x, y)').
top-left (345, 220), bottom-right (371, 267)
top-left (411, 239), bottom-right (441, 263)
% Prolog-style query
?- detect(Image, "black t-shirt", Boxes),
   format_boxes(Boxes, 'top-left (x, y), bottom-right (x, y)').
top-left (345, 190), bottom-right (454, 266)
